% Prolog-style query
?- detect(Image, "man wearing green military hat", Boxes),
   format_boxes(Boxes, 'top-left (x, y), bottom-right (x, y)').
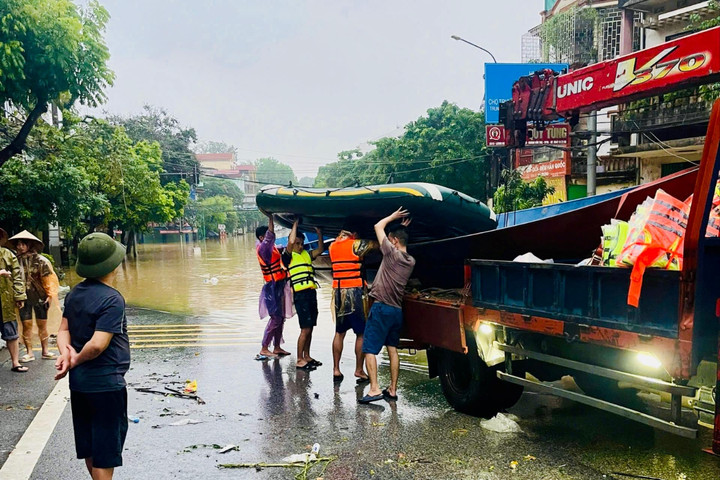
top-left (55, 232), bottom-right (130, 479)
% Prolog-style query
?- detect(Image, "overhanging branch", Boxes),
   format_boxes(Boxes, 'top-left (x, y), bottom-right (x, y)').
top-left (0, 101), bottom-right (49, 168)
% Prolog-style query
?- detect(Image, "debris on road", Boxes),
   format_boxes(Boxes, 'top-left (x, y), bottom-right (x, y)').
top-left (480, 413), bottom-right (523, 433)
top-left (168, 418), bottom-right (203, 426)
top-left (134, 386), bottom-right (206, 404)
top-left (159, 407), bottom-right (190, 417)
top-left (218, 455), bottom-right (335, 480)
top-left (218, 444), bottom-right (238, 454)
top-left (184, 379), bottom-right (197, 393)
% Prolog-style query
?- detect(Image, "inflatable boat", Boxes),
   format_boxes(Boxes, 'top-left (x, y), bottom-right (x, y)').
top-left (257, 182), bottom-right (497, 242)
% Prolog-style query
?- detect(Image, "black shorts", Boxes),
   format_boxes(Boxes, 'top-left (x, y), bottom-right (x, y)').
top-left (294, 288), bottom-right (318, 329)
top-left (71, 388), bottom-right (129, 469)
top-left (19, 289), bottom-right (47, 321)
top-left (333, 287), bottom-right (366, 335)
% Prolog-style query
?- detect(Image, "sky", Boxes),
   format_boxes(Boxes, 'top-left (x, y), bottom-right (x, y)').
top-left (91, 1), bottom-right (542, 178)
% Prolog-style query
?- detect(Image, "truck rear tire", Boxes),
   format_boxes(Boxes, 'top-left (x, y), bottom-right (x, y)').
top-left (436, 348), bottom-right (524, 418)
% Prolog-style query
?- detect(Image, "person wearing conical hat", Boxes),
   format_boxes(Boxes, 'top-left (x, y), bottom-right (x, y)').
top-left (0, 228), bottom-right (29, 372)
top-left (54, 232), bottom-right (130, 478)
top-left (8, 230), bottom-right (59, 362)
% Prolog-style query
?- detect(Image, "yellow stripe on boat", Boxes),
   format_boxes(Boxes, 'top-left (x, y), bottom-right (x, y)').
top-left (276, 187), bottom-right (425, 198)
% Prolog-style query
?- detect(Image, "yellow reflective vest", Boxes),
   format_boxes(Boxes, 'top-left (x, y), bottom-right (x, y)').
top-left (288, 250), bottom-right (317, 292)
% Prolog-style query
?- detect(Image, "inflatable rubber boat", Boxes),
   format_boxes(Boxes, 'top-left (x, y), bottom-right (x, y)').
top-left (257, 182), bottom-right (497, 242)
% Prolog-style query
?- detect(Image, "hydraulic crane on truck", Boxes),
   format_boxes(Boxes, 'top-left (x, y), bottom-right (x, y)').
top-left (498, 25), bottom-right (720, 454)
top-left (501, 26), bottom-right (720, 148)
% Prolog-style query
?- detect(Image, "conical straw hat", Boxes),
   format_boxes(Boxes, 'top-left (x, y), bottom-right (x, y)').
top-left (8, 230), bottom-right (44, 251)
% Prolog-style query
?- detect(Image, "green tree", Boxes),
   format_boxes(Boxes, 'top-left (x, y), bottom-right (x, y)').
top-left (0, 111), bottom-right (189, 249)
top-left (255, 157), bottom-right (297, 185)
top-left (197, 195), bottom-right (234, 234)
top-left (108, 106), bottom-right (198, 184)
top-left (200, 176), bottom-right (244, 205)
top-left (316, 102), bottom-right (491, 199)
top-left (195, 140), bottom-right (237, 155)
top-left (0, 0), bottom-right (114, 166)
top-left (492, 169), bottom-right (555, 213)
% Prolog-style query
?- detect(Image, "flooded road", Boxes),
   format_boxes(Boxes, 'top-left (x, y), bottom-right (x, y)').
top-left (18, 237), bottom-right (720, 479)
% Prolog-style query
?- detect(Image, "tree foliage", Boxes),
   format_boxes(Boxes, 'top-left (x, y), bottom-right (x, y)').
top-left (315, 102), bottom-right (491, 200)
top-left (195, 140), bottom-right (237, 155)
top-left (0, 111), bottom-right (189, 237)
top-left (200, 176), bottom-right (244, 205)
top-left (0, 0), bottom-right (114, 166)
top-left (108, 106), bottom-right (198, 184)
top-left (492, 169), bottom-right (555, 213)
top-left (255, 157), bottom-right (297, 185)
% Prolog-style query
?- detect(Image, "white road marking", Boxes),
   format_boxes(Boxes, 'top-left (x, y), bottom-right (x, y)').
top-left (0, 376), bottom-right (69, 480)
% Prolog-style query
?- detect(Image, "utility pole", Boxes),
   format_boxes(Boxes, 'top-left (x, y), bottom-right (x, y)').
top-left (587, 110), bottom-right (597, 196)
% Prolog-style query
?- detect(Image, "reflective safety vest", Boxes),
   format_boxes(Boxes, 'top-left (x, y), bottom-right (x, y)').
top-left (288, 249), bottom-right (317, 292)
top-left (625, 190), bottom-right (689, 307)
top-left (601, 221), bottom-right (629, 267)
top-left (258, 246), bottom-right (287, 283)
top-left (329, 236), bottom-right (363, 289)
top-left (707, 205), bottom-right (720, 238)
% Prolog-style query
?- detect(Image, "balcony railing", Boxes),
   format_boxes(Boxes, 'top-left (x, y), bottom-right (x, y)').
top-left (613, 97), bottom-right (713, 134)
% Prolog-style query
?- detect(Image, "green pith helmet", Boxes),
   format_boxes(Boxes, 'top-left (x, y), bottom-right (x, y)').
top-left (76, 233), bottom-right (126, 279)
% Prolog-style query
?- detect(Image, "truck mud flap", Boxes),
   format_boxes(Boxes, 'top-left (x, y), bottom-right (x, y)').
top-left (497, 371), bottom-right (698, 438)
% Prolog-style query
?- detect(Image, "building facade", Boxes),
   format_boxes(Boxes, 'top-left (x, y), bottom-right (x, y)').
top-left (518, 0), bottom-right (717, 202)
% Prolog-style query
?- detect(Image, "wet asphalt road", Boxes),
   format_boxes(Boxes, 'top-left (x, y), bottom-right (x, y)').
top-left (3, 307), bottom-right (720, 479)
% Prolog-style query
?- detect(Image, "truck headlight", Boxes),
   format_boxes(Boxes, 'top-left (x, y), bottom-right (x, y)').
top-left (637, 352), bottom-right (662, 369)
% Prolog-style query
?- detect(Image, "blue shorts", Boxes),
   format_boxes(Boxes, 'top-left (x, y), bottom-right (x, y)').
top-left (1, 320), bottom-right (19, 341)
top-left (362, 301), bottom-right (402, 355)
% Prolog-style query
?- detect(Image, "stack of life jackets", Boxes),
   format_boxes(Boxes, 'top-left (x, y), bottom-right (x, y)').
top-left (613, 189), bottom-right (690, 307)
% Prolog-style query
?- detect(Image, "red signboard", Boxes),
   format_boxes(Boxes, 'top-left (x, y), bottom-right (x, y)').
top-left (517, 158), bottom-right (569, 180)
top-left (486, 123), bottom-right (570, 147)
top-left (554, 27), bottom-right (720, 113)
top-left (486, 125), bottom-right (507, 147)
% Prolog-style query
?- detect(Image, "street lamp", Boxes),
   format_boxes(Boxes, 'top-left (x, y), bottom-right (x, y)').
top-left (450, 35), bottom-right (498, 63)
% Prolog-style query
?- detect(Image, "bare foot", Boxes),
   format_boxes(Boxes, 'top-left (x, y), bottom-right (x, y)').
top-left (273, 348), bottom-right (291, 356)
top-left (259, 348), bottom-right (276, 357)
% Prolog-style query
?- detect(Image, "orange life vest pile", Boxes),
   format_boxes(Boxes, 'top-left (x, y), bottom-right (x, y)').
top-left (611, 189), bottom-right (690, 307)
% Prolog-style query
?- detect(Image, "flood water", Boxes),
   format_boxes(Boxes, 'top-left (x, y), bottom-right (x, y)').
top-left (64, 234), bottom-right (426, 369)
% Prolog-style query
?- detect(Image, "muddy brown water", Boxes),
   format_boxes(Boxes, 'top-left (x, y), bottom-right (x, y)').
top-left (63, 234), bottom-right (427, 369)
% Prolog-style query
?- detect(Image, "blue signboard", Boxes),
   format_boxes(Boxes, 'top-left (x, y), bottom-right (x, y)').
top-left (484, 63), bottom-right (567, 123)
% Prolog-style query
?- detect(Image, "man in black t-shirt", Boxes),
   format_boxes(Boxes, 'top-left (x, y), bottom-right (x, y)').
top-left (55, 233), bottom-right (129, 479)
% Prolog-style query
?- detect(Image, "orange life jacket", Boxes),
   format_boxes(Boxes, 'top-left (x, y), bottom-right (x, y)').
top-left (626, 190), bottom-right (689, 307)
top-left (257, 246), bottom-right (287, 283)
top-left (329, 236), bottom-right (363, 289)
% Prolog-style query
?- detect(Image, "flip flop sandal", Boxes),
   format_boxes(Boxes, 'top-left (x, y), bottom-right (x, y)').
top-left (382, 388), bottom-right (398, 401)
top-left (274, 351), bottom-right (291, 357)
top-left (11, 365), bottom-right (29, 373)
top-left (333, 374), bottom-right (344, 383)
top-left (355, 376), bottom-right (370, 385)
top-left (255, 354), bottom-right (271, 361)
top-left (20, 354), bottom-right (35, 363)
top-left (309, 360), bottom-right (323, 367)
top-left (296, 364), bottom-right (316, 371)
top-left (42, 352), bottom-right (57, 360)
top-left (358, 394), bottom-right (384, 404)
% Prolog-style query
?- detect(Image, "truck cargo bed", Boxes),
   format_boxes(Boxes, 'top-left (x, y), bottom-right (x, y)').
top-left (469, 259), bottom-right (680, 338)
